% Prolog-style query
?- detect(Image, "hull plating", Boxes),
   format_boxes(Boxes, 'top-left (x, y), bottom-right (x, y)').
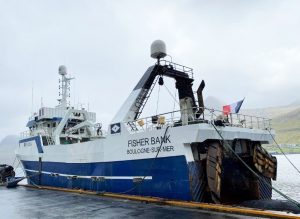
top-left (22, 155), bottom-right (193, 201)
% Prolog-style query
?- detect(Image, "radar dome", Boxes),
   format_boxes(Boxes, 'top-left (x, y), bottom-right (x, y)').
top-left (151, 40), bottom-right (167, 59)
top-left (58, 65), bottom-right (67, 75)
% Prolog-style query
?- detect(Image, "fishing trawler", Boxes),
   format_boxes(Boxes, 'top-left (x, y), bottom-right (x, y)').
top-left (16, 40), bottom-right (277, 204)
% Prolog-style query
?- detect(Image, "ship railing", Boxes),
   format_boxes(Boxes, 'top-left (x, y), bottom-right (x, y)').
top-left (125, 107), bottom-right (272, 133)
top-left (40, 127), bottom-right (55, 145)
top-left (20, 128), bottom-right (55, 144)
top-left (203, 108), bottom-right (272, 130)
top-left (20, 130), bottom-right (33, 139)
top-left (159, 60), bottom-right (193, 79)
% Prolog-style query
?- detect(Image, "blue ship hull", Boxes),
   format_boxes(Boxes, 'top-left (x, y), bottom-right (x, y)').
top-left (21, 155), bottom-right (194, 201)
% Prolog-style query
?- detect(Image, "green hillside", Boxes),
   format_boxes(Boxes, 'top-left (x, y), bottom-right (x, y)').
top-left (271, 107), bottom-right (300, 145)
top-left (243, 104), bottom-right (300, 145)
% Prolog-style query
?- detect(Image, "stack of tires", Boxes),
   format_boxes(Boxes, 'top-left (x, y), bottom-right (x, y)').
top-left (0, 164), bottom-right (15, 183)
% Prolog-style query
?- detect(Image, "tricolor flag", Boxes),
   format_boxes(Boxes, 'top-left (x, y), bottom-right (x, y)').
top-left (223, 98), bottom-right (245, 115)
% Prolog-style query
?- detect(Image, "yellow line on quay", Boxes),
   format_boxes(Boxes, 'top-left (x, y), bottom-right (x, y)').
top-left (21, 184), bottom-right (300, 219)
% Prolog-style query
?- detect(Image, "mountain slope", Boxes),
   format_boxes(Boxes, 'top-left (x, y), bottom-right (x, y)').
top-left (0, 135), bottom-right (18, 165)
top-left (271, 108), bottom-right (300, 145)
top-left (221, 98), bottom-right (300, 145)
top-left (241, 105), bottom-right (300, 119)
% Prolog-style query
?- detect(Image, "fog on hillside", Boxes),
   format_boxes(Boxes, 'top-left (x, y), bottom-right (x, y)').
top-left (0, 135), bottom-right (18, 165)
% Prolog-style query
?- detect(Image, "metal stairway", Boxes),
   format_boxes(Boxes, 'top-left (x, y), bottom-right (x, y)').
top-left (134, 77), bottom-right (159, 119)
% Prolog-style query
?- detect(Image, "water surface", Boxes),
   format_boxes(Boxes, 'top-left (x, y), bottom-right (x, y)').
top-left (272, 154), bottom-right (300, 201)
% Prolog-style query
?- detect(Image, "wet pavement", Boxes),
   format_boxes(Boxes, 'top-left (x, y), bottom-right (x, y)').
top-left (0, 186), bottom-right (258, 219)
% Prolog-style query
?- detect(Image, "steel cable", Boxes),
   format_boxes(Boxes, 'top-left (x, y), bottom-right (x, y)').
top-left (118, 126), bottom-right (170, 194)
top-left (211, 122), bottom-right (300, 208)
top-left (267, 129), bottom-right (300, 175)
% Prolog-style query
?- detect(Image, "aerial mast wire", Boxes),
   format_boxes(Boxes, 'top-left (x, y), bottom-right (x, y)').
top-left (58, 65), bottom-right (74, 109)
top-left (31, 81), bottom-right (34, 115)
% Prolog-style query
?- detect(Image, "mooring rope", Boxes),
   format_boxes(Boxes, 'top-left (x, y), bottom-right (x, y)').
top-left (28, 177), bottom-right (42, 189)
top-left (156, 84), bottom-right (161, 115)
top-left (267, 129), bottom-right (300, 175)
top-left (211, 122), bottom-right (300, 208)
top-left (13, 159), bottom-right (24, 177)
top-left (12, 157), bottom-right (17, 167)
top-left (164, 83), bottom-right (180, 106)
top-left (23, 119), bottom-right (171, 195)
top-left (118, 126), bottom-right (171, 194)
top-left (25, 173), bottom-right (43, 189)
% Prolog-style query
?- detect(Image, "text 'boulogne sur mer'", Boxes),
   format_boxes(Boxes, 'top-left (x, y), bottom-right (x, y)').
top-left (127, 135), bottom-right (174, 155)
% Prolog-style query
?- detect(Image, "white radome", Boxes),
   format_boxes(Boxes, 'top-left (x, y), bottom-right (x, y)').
top-left (58, 65), bottom-right (67, 75)
top-left (151, 40), bottom-right (167, 59)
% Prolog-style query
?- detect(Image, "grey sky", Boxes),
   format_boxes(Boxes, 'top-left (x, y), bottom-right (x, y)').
top-left (1, 0), bottom-right (300, 140)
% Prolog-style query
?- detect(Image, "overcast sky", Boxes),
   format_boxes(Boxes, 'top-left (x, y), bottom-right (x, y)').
top-left (1, 0), bottom-right (300, 140)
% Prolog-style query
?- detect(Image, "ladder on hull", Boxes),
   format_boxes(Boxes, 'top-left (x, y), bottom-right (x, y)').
top-left (135, 77), bottom-right (159, 119)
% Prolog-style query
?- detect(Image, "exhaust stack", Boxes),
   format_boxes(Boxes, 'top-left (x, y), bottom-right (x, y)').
top-left (196, 80), bottom-right (205, 117)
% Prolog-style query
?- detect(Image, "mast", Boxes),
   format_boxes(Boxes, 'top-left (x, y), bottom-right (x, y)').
top-left (111, 40), bottom-right (197, 123)
top-left (57, 65), bottom-right (74, 109)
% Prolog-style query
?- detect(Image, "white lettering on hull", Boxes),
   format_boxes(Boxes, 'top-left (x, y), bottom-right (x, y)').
top-left (127, 135), bottom-right (174, 155)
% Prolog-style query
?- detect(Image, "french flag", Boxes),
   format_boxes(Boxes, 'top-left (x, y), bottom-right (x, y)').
top-left (223, 98), bottom-right (245, 115)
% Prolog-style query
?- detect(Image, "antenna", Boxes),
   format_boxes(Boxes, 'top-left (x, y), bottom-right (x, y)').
top-left (31, 81), bottom-right (34, 115)
top-left (41, 97), bottom-right (44, 108)
top-left (57, 65), bottom-right (74, 108)
top-left (73, 79), bottom-right (76, 108)
top-left (150, 40), bottom-right (167, 64)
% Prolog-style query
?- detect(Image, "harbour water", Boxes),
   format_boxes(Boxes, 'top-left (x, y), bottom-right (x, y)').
top-left (0, 154), bottom-right (299, 218)
top-left (272, 154), bottom-right (300, 201)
